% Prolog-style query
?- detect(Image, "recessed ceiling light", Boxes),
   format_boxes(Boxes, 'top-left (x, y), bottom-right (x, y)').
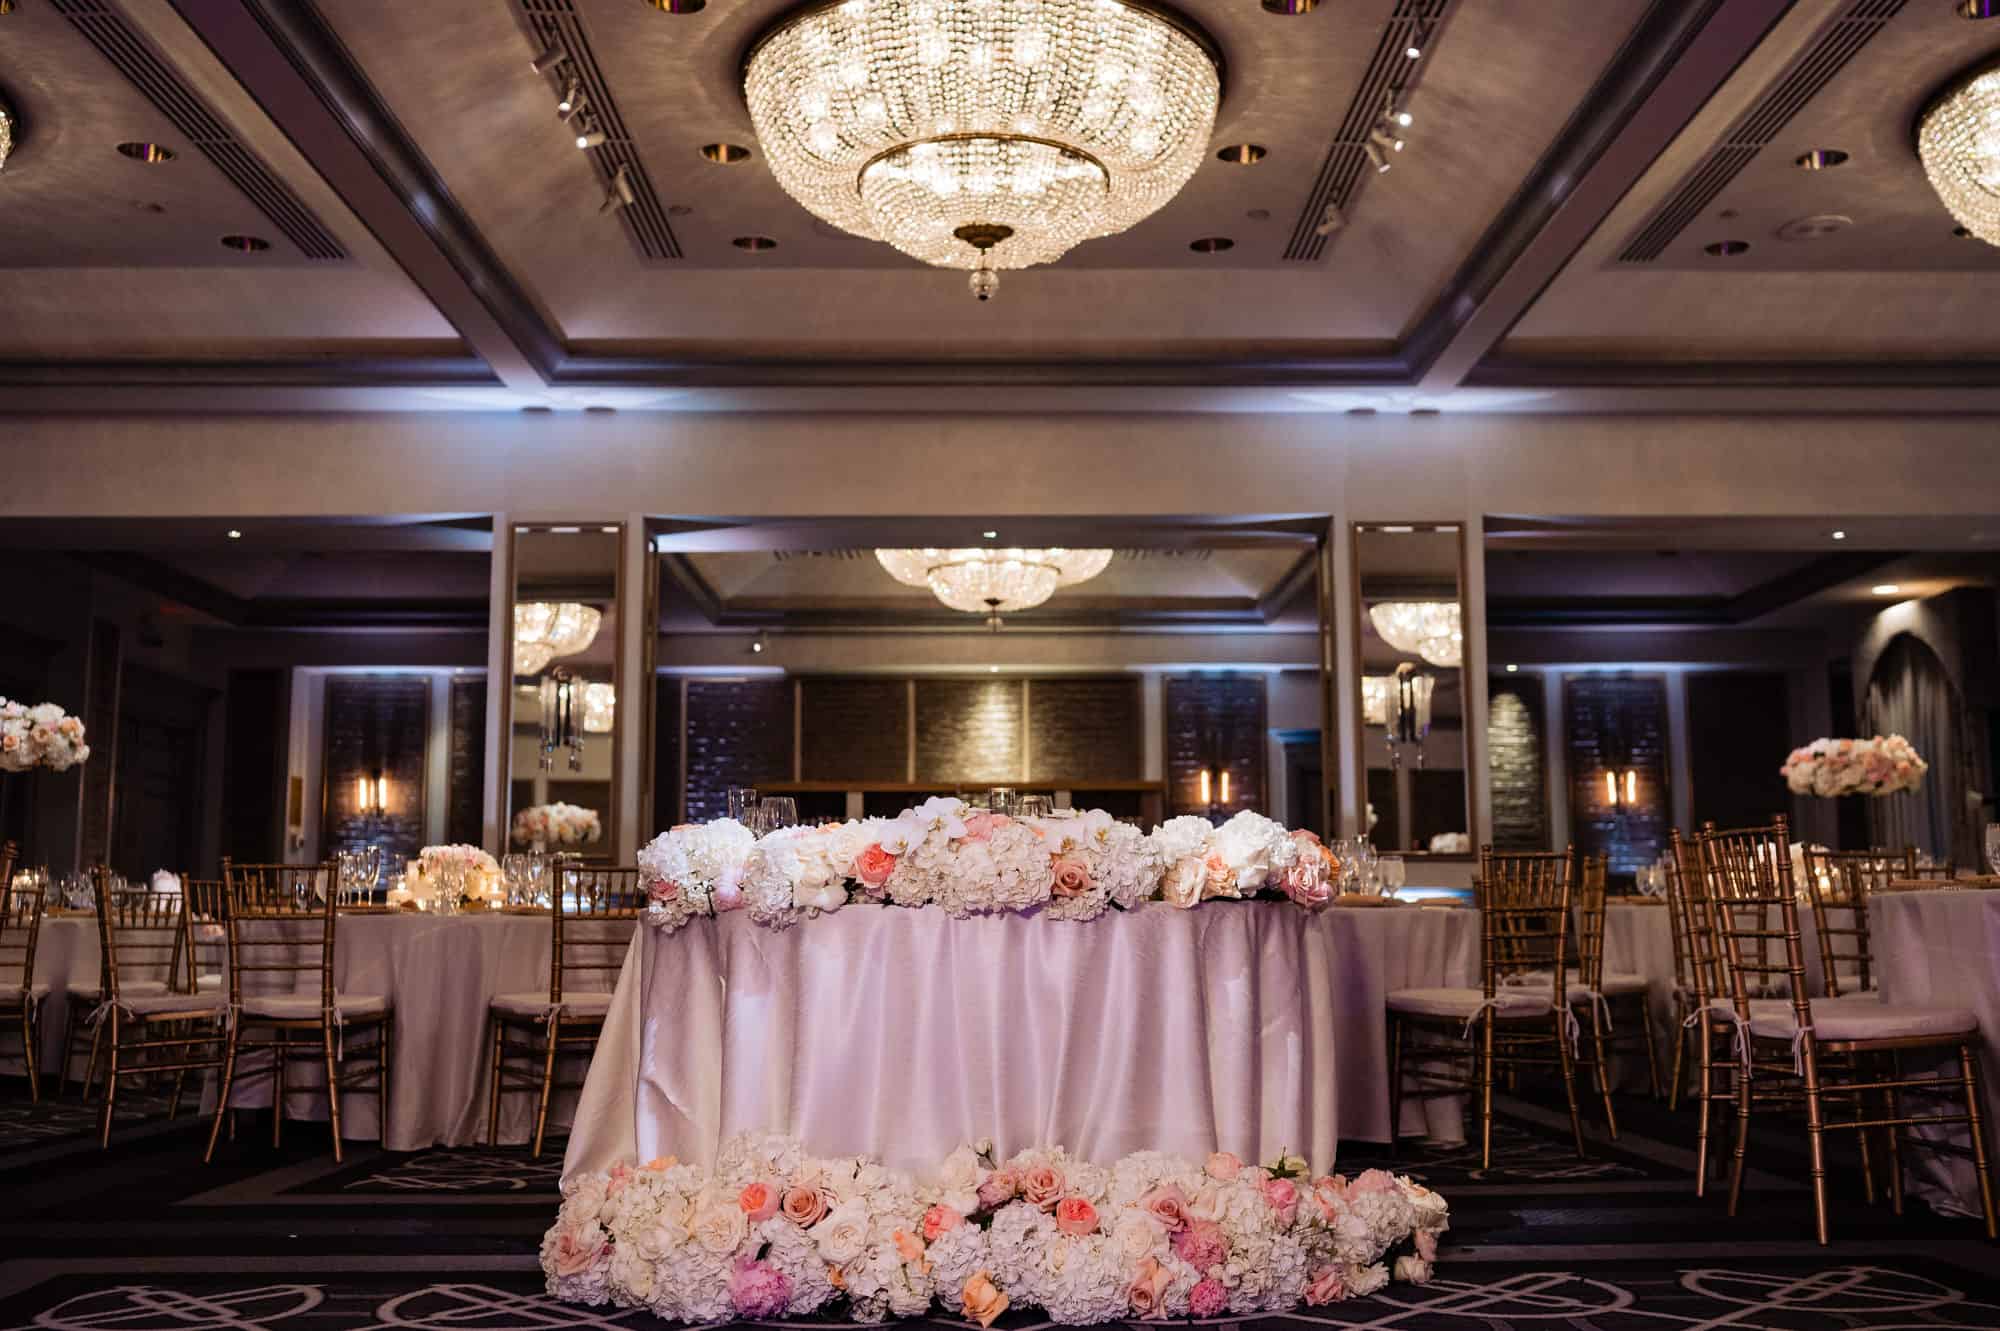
top-left (226, 529), bottom-right (242, 539)
top-left (1410, 407), bottom-right (1440, 417)
top-left (1260, 0), bottom-right (1316, 12)
top-left (733, 235), bottom-right (778, 251)
top-left (220, 235), bottom-right (270, 252)
top-left (989, 666), bottom-right (1001, 673)
top-left (1871, 584), bottom-right (1902, 596)
top-left (1703, 240), bottom-right (1750, 257)
top-left (1345, 407), bottom-right (1376, 416)
top-left (1506, 664), bottom-right (1519, 673)
top-left (584, 405), bottom-right (616, 414)
top-left (701, 143), bottom-right (750, 165)
top-left (116, 141), bottom-right (175, 163)
top-left (982, 530), bottom-right (998, 540)
top-left (520, 405), bottom-right (553, 414)
top-left (1216, 143), bottom-right (1267, 165)
top-left (1189, 236), bottom-right (1234, 253)
top-left (1247, 207), bottom-right (1272, 222)
top-left (1831, 529), bottom-right (1846, 540)
top-left (1793, 148), bottom-right (1848, 170)
top-left (1405, 45), bottom-right (1423, 59)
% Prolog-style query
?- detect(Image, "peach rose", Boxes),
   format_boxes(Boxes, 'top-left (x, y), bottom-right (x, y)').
top-left (1161, 857), bottom-right (1204, 908)
top-left (551, 1228), bottom-right (602, 1277)
top-left (855, 844), bottom-right (897, 890)
top-left (1051, 856), bottom-right (1093, 899)
top-left (1126, 1257), bottom-right (1172, 1317)
top-left (1304, 1263), bottom-right (1345, 1305)
top-left (922, 1203), bottom-right (963, 1242)
top-left (1139, 1184), bottom-right (1190, 1232)
top-left (893, 1229), bottom-right (928, 1270)
top-left (962, 812), bottom-right (1005, 842)
top-left (1054, 1196), bottom-right (1099, 1236)
top-left (739, 1181), bottom-right (779, 1222)
top-left (1203, 851), bottom-right (1234, 897)
top-left (961, 1272), bottom-right (1009, 1328)
top-left (781, 1185), bottom-right (828, 1227)
top-left (642, 1155), bottom-right (677, 1172)
top-left (1313, 1176), bottom-right (1347, 1222)
top-left (1415, 1228), bottom-right (1439, 1262)
top-left (1020, 1164), bottom-right (1065, 1211)
top-left (647, 877), bottom-right (682, 903)
top-left (1204, 1151), bottom-right (1242, 1181)
top-left (976, 1168), bottom-right (1018, 1211)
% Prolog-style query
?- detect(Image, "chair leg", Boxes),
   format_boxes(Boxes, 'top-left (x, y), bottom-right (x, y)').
top-left (1586, 1001), bottom-right (1618, 1139)
top-left (1801, 1059), bottom-right (1831, 1245)
top-left (1668, 1015), bottom-right (1687, 1113)
top-left (322, 1024), bottom-right (344, 1165)
top-left (1726, 1052), bottom-right (1753, 1217)
top-left (379, 1017), bottom-right (394, 1146)
top-left (1960, 1042), bottom-right (1998, 1241)
top-left (98, 1012), bottom-right (120, 1149)
top-left (82, 1017), bottom-right (106, 1100)
top-left (1692, 1022), bottom-right (1714, 1196)
top-left (485, 1018), bottom-right (505, 1147)
top-left (1479, 1014), bottom-right (1496, 1171)
top-left (270, 1033), bottom-right (286, 1149)
top-left (1555, 1014), bottom-right (1585, 1160)
top-left (1851, 1060), bottom-right (1876, 1207)
top-left (205, 1019), bottom-right (241, 1164)
top-left (19, 1006), bottom-right (37, 1104)
top-left (1637, 1000), bottom-right (1662, 1101)
top-left (532, 1015), bottom-right (561, 1159)
top-left (1885, 1050), bottom-right (1904, 1217)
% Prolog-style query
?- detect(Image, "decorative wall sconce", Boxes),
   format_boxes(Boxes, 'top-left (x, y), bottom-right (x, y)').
top-left (355, 772), bottom-right (389, 816)
top-left (1197, 768), bottom-right (1233, 807)
top-left (1605, 768), bottom-right (1637, 812)
top-left (540, 667), bottom-right (584, 771)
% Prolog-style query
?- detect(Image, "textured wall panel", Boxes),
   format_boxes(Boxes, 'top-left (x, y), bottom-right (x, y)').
top-left (446, 675), bottom-right (486, 848)
top-left (1686, 671), bottom-right (1792, 832)
top-left (321, 674), bottom-right (429, 864)
top-left (1028, 676), bottom-right (1141, 780)
top-left (915, 679), bottom-right (1023, 786)
top-left (1563, 673), bottom-right (1671, 879)
top-left (1163, 673), bottom-right (1267, 818)
top-left (654, 675), bottom-right (682, 831)
top-left (684, 679), bottom-right (793, 821)
top-left (1488, 675), bottom-right (1549, 850)
top-left (801, 678), bottom-right (909, 782)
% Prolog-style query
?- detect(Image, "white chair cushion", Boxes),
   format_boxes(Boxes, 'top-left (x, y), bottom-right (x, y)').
top-left (115, 991), bottom-right (229, 1020)
top-left (1386, 987), bottom-right (1552, 1020)
top-left (1749, 997), bottom-right (1977, 1043)
top-left (490, 990), bottom-right (612, 1019)
top-left (195, 973), bottom-right (223, 991)
top-left (241, 992), bottom-right (390, 1022)
top-left (2, 981), bottom-right (50, 1007)
top-left (68, 979), bottom-right (168, 1000)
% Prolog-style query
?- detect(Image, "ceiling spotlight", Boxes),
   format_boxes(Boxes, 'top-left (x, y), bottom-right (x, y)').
top-left (750, 632), bottom-right (767, 654)
top-left (1871, 584), bottom-right (1903, 596)
top-left (530, 46), bottom-right (568, 75)
top-left (1365, 142), bottom-right (1391, 173)
top-left (226, 529), bottom-right (243, 539)
top-left (1405, 44), bottom-right (1422, 59)
top-left (1506, 664), bottom-right (1519, 673)
top-left (1369, 126), bottom-right (1405, 155)
top-left (1380, 89), bottom-right (1413, 129)
top-left (600, 164), bottom-right (636, 213)
top-left (1831, 529), bottom-right (1847, 540)
top-left (982, 530), bottom-right (998, 540)
top-left (1315, 202), bottom-right (1345, 236)
top-left (557, 83), bottom-right (583, 117)
top-left (575, 128), bottom-right (606, 150)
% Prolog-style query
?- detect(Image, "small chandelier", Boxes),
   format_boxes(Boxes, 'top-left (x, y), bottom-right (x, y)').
top-left (875, 547), bottom-right (1113, 622)
top-left (743, 0), bottom-right (1222, 300)
top-left (0, 99), bottom-right (13, 172)
top-left (1385, 664), bottom-right (1434, 767)
top-left (514, 601), bottom-right (601, 676)
top-left (581, 682), bottom-right (615, 735)
top-left (1368, 601), bottom-right (1462, 668)
top-left (540, 668), bottom-right (583, 771)
top-left (1918, 55), bottom-right (2000, 247)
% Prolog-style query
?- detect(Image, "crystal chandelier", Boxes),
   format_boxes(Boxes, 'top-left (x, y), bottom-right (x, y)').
top-left (582, 682), bottom-right (615, 735)
top-left (743, 0), bottom-right (1223, 299)
top-left (1385, 663), bottom-right (1434, 766)
top-left (1918, 56), bottom-right (2000, 247)
top-left (0, 99), bottom-right (13, 172)
top-left (1368, 601), bottom-right (1462, 668)
top-left (875, 547), bottom-right (1113, 620)
top-left (514, 602), bottom-right (602, 676)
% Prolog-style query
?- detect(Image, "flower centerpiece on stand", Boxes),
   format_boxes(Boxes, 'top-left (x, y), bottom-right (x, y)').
top-left (1781, 735), bottom-right (1927, 798)
top-left (0, 697), bottom-right (90, 773)
top-left (402, 843), bottom-right (502, 912)
top-left (512, 801), bottom-right (604, 850)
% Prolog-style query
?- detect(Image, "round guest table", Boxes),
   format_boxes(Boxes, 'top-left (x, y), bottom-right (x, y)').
top-left (562, 900), bottom-right (1478, 1181)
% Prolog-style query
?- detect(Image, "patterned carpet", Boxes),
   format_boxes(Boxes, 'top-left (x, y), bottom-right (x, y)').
top-left (0, 1076), bottom-right (1994, 1330)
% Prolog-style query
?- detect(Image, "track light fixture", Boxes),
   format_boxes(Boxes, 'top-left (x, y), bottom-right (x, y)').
top-left (1368, 126), bottom-right (1404, 156)
top-left (530, 46), bottom-right (568, 75)
top-left (576, 126), bottom-right (606, 150)
top-left (1314, 202), bottom-right (1345, 236)
top-left (1380, 89), bottom-right (1413, 129)
top-left (600, 164), bottom-right (636, 213)
top-left (1365, 140), bottom-right (1391, 173)
top-left (557, 82), bottom-right (582, 116)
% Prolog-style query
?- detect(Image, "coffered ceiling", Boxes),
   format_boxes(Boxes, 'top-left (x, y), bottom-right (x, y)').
top-left (2, 0), bottom-right (1997, 411)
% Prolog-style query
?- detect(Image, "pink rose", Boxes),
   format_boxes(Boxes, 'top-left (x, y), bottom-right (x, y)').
top-left (780, 1185), bottom-right (828, 1227)
top-left (976, 1168), bottom-right (1018, 1211)
top-left (1262, 1176), bottom-right (1298, 1222)
top-left (1171, 1218), bottom-right (1226, 1272)
top-left (739, 1181), bottom-right (779, 1222)
top-left (922, 1203), bottom-right (963, 1242)
top-left (551, 1228), bottom-right (602, 1277)
top-left (711, 866), bottom-right (745, 912)
top-left (1188, 1276), bottom-right (1228, 1318)
top-left (855, 844), bottom-right (897, 890)
top-left (1313, 1176), bottom-right (1348, 1221)
top-left (1415, 1228), bottom-right (1438, 1262)
top-left (1203, 852), bottom-right (1232, 895)
top-left (961, 1273), bottom-right (1009, 1328)
top-left (1021, 1164), bottom-right (1065, 1211)
top-left (1351, 1168), bottom-right (1397, 1196)
top-left (1127, 1256), bottom-right (1172, 1317)
top-left (729, 1257), bottom-right (792, 1318)
top-left (1050, 856), bottom-right (1093, 899)
top-left (1204, 1151), bottom-right (1242, 1181)
top-left (647, 876), bottom-right (681, 904)
top-left (1304, 1263), bottom-right (1346, 1305)
top-left (1139, 1184), bottom-right (1190, 1232)
top-left (962, 812), bottom-right (1007, 842)
top-left (1054, 1196), bottom-right (1099, 1236)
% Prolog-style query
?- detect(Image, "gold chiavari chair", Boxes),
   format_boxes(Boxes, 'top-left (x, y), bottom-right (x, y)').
top-left (205, 860), bottom-right (392, 1164)
top-left (1662, 835), bottom-right (1701, 1111)
top-left (1670, 827), bottom-right (1750, 1193)
top-left (1802, 847), bottom-right (1912, 998)
top-left (1567, 853), bottom-right (1662, 1133)
top-left (1701, 817), bottom-right (1996, 1243)
top-left (487, 864), bottom-right (642, 1156)
top-left (0, 842), bottom-right (45, 1100)
top-left (64, 871), bottom-right (178, 1099)
top-left (177, 877), bottom-right (229, 995)
top-left (87, 867), bottom-right (229, 1146)
top-left (1388, 846), bottom-right (1585, 1169)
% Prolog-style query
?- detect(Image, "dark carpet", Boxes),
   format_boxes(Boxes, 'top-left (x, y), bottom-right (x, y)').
top-left (0, 1073), bottom-right (1994, 1329)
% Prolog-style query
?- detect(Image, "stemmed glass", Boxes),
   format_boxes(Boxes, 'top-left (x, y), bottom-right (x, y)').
top-left (1985, 821), bottom-right (2000, 877)
top-left (503, 852), bottom-right (546, 908)
top-left (759, 797), bottom-right (798, 831)
top-left (1378, 855), bottom-right (1406, 898)
top-left (727, 786), bottom-right (760, 823)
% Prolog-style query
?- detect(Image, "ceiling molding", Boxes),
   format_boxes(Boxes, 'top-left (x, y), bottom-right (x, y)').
top-left (0, 357), bottom-right (497, 387)
top-left (1466, 358), bottom-right (2000, 388)
top-left (1490, 550), bottom-right (1906, 627)
top-left (551, 352), bottom-right (1411, 389)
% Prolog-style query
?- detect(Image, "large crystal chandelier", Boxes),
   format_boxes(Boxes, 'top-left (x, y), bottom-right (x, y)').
top-left (1918, 56), bottom-right (2000, 247)
top-left (1368, 602), bottom-right (1462, 669)
top-left (0, 99), bottom-right (13, 172)
top-left (876, 547), bottom-right (1113, 619)
top-left (514, 602), bottom-right (602, 676)
top-left (743, 0), bottom-right (1223, 299)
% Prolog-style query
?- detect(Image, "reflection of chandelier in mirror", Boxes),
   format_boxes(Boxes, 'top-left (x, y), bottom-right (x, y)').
top-left (540, 668), bottom-right (583, 772)
top-left (1385, 664), bottom-right (1434, 766)
top-left (875, 548), bottom-right (1114, 620)
top-left (582, 682), bottom-right (615, 734)
top-left (0, 98), bottom-right (14, 171)
top-left (1368, 601), bottom-right (1462, 668)
top-left (514, 602), bottom-right (602, 676)
top-left (1918, 54), bottom-right (2000, 247)
top-left (1361, 675), bottom-right (1392, 727)
top-left (744, 0), bottom-right (1222, 300)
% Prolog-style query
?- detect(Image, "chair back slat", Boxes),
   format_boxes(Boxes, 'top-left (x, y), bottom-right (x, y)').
top-left (1697, 817), bottom-right (1809, 1022)
top-left (549, 865), bottom-right (642, 1003)
top-left (1477, 845), bottom-right (1574, 1007)
top-left (222, 860), bottom-right (336, 1008)
top-left (1573, 853), bottom-right (1609, 989)
top-left (180, 877), bottom-right (228, 991)
top-left (1662, 832), bottom-right (1697, 997)
top-left (91, 866), bottom-right (189, 1001)
top-left (1668, 829), bottom-right (1728, 1007)
top-left (1801, 847), bottom-right (1909, 997)
top-left (0, 842), bottom-right (40, 993)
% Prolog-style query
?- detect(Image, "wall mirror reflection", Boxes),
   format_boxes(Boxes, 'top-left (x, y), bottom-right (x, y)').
top-left (509, 524), bottom-right (622, 858)
top-left (1484, 516), bottom-right (1999, 886)
top-left (1353, 522), bottom-right (1471, 858)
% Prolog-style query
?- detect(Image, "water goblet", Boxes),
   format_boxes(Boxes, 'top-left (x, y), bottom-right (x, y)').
top-left (986, 787), bottom-right (1017, 816)
top-left (1018, 794), bottom-right (1053, 819)
top-left (760, 797), bottom-right (798, 831)
top-left (727, 786), bottom-right (759, 823)
top-left (1379, 855), bottom-right (1406, 896)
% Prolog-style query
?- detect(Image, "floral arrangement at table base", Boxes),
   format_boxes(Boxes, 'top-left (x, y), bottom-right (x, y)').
top-left (637, 801), bottom-right (1350, 937)
top-left (1781, 734), bottom-right (1927, 797)
top-left (543, 1134), bottom-right (1446, 1324)
top-left (0, 697), bottom-right (90, 772)
top-left (512, 801), bottom-right (603, 850)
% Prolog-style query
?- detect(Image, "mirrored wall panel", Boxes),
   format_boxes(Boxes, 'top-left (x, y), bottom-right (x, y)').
top-left (1353, 523), bottom-right (1471, 856)
top-left (509, 524), bottom-right (622, 856)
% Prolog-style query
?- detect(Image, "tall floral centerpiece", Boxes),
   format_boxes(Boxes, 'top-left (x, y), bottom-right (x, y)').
top-left (1781, 735), bottom-right (1927, 798)
top-left (0, 697), bottom-right (91, 774)
top-left (513, 801), bottom-right (603, 850)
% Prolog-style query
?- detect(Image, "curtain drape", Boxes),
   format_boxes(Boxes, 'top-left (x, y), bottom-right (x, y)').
top-left (1866, 634), bottom-right (1972, 866)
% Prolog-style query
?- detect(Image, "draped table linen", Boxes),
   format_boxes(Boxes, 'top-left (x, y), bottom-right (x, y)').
top-left (563, 900), bottom-right (1478, 1182)
top-left (1868, 888), bottom-right (2000, 1218)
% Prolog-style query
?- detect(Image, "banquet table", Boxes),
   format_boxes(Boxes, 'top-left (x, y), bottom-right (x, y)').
top-left (563, 899), bottom-right (1478, 1181)
top-left (1868, 888), bottom-right (2000, 1219)
top-left (21, 910), bottom-right (573, 1151)
top-left (1602, 899), bottom-right (1677, 1091)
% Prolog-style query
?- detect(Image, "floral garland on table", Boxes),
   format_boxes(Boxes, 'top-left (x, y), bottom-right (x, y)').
top-left (512, 801), bottom-right (604, 848)
top-left (637, 801), bottom-right (1350, 934)
top-left (1781, 735), bottom-right (1927, 797)
top-left (0, 697), bottom-right (90, 772)
top-left (543, 1134), bottom-right (1447, 1324)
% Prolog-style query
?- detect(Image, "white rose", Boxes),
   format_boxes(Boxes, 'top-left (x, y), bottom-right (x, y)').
top-left (937, 1146), bottom-right (983, 1196)
top-left (1161, 856), bottom-right (1205, 908)
top-left (814, 1200), bottom-right (872, 1266)
top-left (1394, 1255), bottom-right (1432, 1284)
top-left (1111, 1213), bottom-right (1164, 1263)
top-left (1347, 1262), bottom-right (1389, 1297)
top-left (28, 703), bottom-right (63, 727)
top-left (690, 1199), bottom-right (747, 1255)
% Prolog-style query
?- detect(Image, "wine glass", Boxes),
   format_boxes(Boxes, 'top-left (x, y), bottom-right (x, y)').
top-left (759, 797), bottom-right (798, 831)
top-left (1018, 794), bottom-right (1053, 819)
top-left (1985, 822), bottom-right (2000, 877)
top-left (727, 786), bottom-right (759, 823)
top-left (1379, 855), bottom-right (1406, 897)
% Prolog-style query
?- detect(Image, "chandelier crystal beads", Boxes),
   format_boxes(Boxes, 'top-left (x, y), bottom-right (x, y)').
top-left (1368, 601), bottom-right (1462, 669)
top-left (1918, 57), bottom-right (2000, 247)
top-left (0, 99), bottom-right (13, 172)
top-left (876, 547), bottom-right (1113, 614)
top-left (513, 602), bottom-right (602, 676)
top-left (744, 0), bottom-right (1222, 294)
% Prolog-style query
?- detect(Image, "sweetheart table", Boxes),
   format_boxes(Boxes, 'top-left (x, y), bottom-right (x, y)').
top-left (562, 899), bottom-right (1478, 1181)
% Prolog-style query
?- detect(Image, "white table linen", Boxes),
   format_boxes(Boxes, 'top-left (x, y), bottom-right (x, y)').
top-left (563, 900), bottom-right (1477, 1182)
top-left (1868, 888), bottom-right (2000, 1219)
top-left (1602, 901), bottom-right (1677, 1091)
